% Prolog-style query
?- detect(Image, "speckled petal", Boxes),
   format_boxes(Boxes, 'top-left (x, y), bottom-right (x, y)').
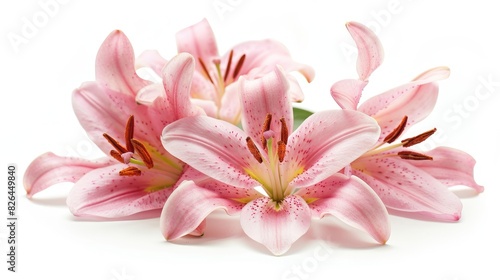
top-left (240, 195), bottom-right (311, 255)
top-left (297, 174), bottom-right (390, 244)
top-left (353, 156), bottom-right (463, 221)
top-left (160, 179), bottom-right (261, 240)
top-left (407, 147), bottom-right (484, 192)
top-left (346, 21), bottom-right (384, 81)
top-left (67, 164), bottom-right (176, 218)
top-left (287, 110), bottom-right (380, 188)
top-left (23, 152), bottom-right (114, 197)
top-left (161, 116), bottom-right (261, 189)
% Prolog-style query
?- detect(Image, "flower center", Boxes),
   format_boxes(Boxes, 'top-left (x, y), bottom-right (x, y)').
top-left (198, 50), bottom-right (246, 109)
top-left (245, 114), bottom-right (291, 202)
top-left (360, 115), bottom-right (436, 161)
top-left (102, 115), bottom-right (184, 188)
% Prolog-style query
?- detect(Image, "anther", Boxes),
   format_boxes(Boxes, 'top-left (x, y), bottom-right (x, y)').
top-left (110, 150), bottom-right (125, 163)
top-left (119, 166), bottom-right (142, 176)
top-left (103, 133), bottom-right (127, 154)
top-left (125, 115), bottom-right (135, 152)
top-left (261, 114), bottom-right (272, 147)
top-left (223, 50), bottom-right (234, 82)
top-left (246, 137), bottom-right (263, 163)
top-left (401, 128), bottom-right (437, 147)
top-left (280, 118), bottom-right (289, 145)
top-left (232, 54), bottom-right (246, 79)
top-left (278, 140), bottom-right (286, 162)
top-left (131, 139), bottom-right (154, 168)
top-left (398, 151), bottom-right (433, 160)
top-left (198, 58), bottom-right (214, 84)
top-left (384, 116), bottom-right (408, 143)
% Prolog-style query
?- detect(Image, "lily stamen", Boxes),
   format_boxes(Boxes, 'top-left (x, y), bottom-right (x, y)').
top-left (397, 151), bottom-right (433, 160)
top-left (246, 137), bottom-right (263, 163)
top-left (384, 115), bottom-right (408, 143)
top-left (119, 166), bottom-right (142, 176)
top-left (232, 54), bottom-right (246, 79)
top-left (223, 50), bottom-right (234, 82)
top-left (401, 128), bottom-right (437, 147)
top-left (131, 139), bottom-right (154, 168)
top-left (198, 58), bottom-right (214, 85)
top-left (125, 115), bottom-right (135, 152)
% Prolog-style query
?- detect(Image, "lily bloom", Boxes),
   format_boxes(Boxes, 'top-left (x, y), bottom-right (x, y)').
top-left (160, 66), bottom-right (390, 255)
top-left (137, 18), bottom-right (315, 124)
top-left (330, 21), bottom-right (483, 221)
top-left (24, 30), bottom-right (203, 218)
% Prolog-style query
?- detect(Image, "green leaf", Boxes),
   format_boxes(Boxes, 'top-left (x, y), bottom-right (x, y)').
top-left (293, 107), bottom-right (314, 130)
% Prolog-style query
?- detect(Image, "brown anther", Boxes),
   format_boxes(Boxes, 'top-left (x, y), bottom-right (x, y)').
top-left (261, 114), bottom-right (273, 147)
top-left (232, 54), bottom-right (246, 79)
top-left (131, 139), bottom-right (154, 169)
top-left (278, 140), bottom-right (286, 162)
top-left (401, 128), bottom-right (437, 147)
top-left (119, 166), bottom-right (142, 176)
top-left (280, 118), bottom-right (289, 145)
top-left (384, 116), bottom-right (408, 143)
top-left (246, 137), bottom-right (263, 163)
top-left (198, 58), bottom-right (214, 84)
top-left (103, 133), bottom-right (127, 154)
top-left (397, 151), bottom-right (433, 160)
top-left (223, 50), bottom-right (234, 82)
top-left (110, 150), bottom-right (125, 163)
top-left (125, 115), bottom-right (135, 152)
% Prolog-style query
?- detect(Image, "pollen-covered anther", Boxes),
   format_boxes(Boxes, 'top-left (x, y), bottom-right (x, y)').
top-left (110, 150), bottom-right (125, 163)
top-left (246, 137), bottom-right (263, 163)
top-left (103, 133), bottom-right (127, 154)
top-left (125, 115), bottom-right (135, 152)
top-left (280, 118), bottom-right (289, 145)
top-left (223, 50), bottom-right (234, 82)
top-left (131, 139), bottom-right (154, 169)
top-left (232, 53), bottom-right (246, 79)
top-left (398, 151), bottom-right (433, 160)
top-left (119, 166), bottom-right (142, 176)
top-left (401, 128), bottom-right (437, 147)
top-left (384, 115), bottom-right (408, 143)
top-left (278, 141), bottom-right (286, 162)
top-left (198, 58), bottom-right (214, 84)
top-left (261, 114), bottom-right (273, 147)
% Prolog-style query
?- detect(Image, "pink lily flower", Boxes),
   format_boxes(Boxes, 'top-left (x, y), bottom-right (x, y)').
top-left (137, 18), bottom-right (315, 124)
top-left (160, 66), bottom-right (390, 255)
top-left (24, 30), bottom-right (203, 219)
top-left (330, 22), bottom-right (483, 221)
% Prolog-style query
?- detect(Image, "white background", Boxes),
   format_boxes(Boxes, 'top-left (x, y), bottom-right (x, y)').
top-left (1, 1), bottom-right (499, 279)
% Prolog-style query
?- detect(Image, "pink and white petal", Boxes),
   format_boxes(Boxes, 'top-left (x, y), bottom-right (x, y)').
top-left (136, 83), bottom-right (164, 105)
top-left (239, 66), bottom-right (293, 148)
top-left (191, 70), bottom-right (217, 101)
top-left (285, 73), bottom-right (305, 102)
top-left (135, 49), bottom-right (168, 76)
top-left (95, 30), bottom-right (149, 96)
top-left (407, 147), bottom-right (484, 192)
top-left (160, 179), bottom-right (260, 240)
top-left (330, 79), bottom-right (368, 110)
top-left (161, 116), bottom-right (261, 189)
top-left (346, 21), bottom-right (384, 81)
top-left (353, 156), bottom-right (463, 221)
top-left (288, 110), bottom-right (380, 188)
top-left (240, 195), bottom-right (311, 255)
top-left (176, 18), bottom-right (219, 72)
top-left (24, 152), bottom-right (114, 197)
top-left (67, 165), bottom-right (177, 218)
top-left (221, 39), bottom-right (314, 83)
top-left (412, 66), bottom-right (450, 81)
top-left (157, 53), bottom-right (204, 120)
top-left (297, 174), bottom-right (390, 244)
top-left (219, 83), bottom-right (242, 124)
top-left (371, 83), bottom-right (439, 142)
top-left (72, 82), bottom-right (161, 153)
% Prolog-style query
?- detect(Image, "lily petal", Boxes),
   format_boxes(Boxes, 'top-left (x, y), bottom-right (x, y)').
top-left (23, 152), bottom-right (114, 197)
top-left (239, 66), bottom-right (293, 148)
top-left (240, 195), bottom-right (311, 255)
top-left (135, 49), bottom-right (168, 76)
top-left (330, 79), bottom-right (368, 110)
top-left (346, 21), bottom-right (384, 81)
top-left (407, 147), bottom-right (484, 192)
top-left (161, 116), bottom-right (260, 189)
top-left (67, 164), bottom-right (176, 218)
top-left (176, 18), bottom-right (219, 72)
top-left (95, 30), bottom-right (149, 96)
top-left (353, 156), bottom-right (463, 221)
top-left (160, 179), bottom-right (261, 240)
top-left (297, 174), bottom-right (390, 244)
top-left (288, 110), bottom-right (380, 188)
